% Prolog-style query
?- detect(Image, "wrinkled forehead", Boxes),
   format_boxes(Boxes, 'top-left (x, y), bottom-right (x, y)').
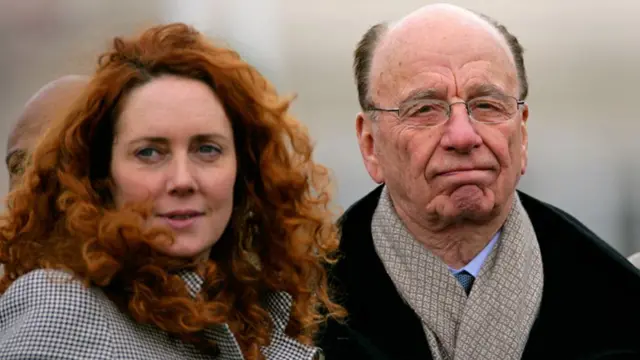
top-left (371, 6), bottom-right (517, 101)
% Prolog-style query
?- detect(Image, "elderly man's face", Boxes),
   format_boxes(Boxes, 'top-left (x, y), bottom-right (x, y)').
top-left (358, 10), bottom-right (529, 229)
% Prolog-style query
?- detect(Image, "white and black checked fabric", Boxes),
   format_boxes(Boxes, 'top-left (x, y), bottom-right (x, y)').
top-left (0, 269), bottom-right (322, 359)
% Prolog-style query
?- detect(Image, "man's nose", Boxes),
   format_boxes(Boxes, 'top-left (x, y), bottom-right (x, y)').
top-left (440, 103), bottom-right (483, 154)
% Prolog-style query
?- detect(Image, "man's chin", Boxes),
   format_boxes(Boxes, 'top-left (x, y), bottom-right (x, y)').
top-left (450, 185), bottom-right (493, 210)
top-left (431, 186), bottom-right (498, 224)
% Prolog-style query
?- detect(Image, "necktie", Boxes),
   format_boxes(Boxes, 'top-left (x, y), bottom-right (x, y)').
top-left (454, 270), bottom-right (475, 295)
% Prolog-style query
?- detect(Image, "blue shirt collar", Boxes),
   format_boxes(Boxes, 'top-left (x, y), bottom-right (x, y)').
top-left (449, 230), bottom-right (500, 277)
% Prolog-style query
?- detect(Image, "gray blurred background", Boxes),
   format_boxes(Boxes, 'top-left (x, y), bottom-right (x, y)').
top-left (1, 0), bottom-right (639, 255)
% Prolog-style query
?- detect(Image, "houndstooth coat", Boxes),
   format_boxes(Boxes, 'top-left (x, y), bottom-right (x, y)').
top-left (0, 269), bottom-right (323, 359)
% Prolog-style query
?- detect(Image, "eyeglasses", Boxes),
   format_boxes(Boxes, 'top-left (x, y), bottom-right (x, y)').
top-left (366, 95), bottom-right (525, 126)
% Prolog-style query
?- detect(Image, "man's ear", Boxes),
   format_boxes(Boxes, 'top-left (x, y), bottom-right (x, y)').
top-left (356, 112), bottom-right (384, 183)
top-left (520, 103), bottom-right (529, 176)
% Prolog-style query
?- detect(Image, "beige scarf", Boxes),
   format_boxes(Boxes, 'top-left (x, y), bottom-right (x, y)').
top-left (371, 187), bottom-right (543, 360)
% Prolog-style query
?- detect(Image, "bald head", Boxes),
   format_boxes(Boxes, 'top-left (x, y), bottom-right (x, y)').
top-left (6, 75), bottom-right (89, 188)
top-left (381, 4), bottom-right (514, 64)
top-left (354, 3), bottom-right (527, 109)
top-left (392, 4), bottom-right (507, 41)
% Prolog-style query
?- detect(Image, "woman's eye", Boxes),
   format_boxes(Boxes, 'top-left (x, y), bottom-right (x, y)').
top-left (198, 144), bottom-right (221, 155)
top-left (135, 147), bottom-right (160, 159)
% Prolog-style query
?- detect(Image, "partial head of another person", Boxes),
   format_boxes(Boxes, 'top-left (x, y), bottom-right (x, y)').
top-left (354, 3), bottom-right (529, 234)
top-left (0, 23), bottom-right (342, 357)
top-left (6, 75), bottom-right (89, 189)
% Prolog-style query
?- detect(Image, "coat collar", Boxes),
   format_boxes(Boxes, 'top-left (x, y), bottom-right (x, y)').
top-left (178, 270), bottom-right (322, 359)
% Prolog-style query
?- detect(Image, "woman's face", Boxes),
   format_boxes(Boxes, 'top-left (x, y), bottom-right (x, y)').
top-left (110, 75), bottom-right (237, 261)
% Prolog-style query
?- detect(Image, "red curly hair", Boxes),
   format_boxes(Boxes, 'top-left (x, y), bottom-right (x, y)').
top-left (0, 23), bottom-right (344, 359)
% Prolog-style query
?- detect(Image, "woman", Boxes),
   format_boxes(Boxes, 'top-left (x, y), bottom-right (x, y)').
top-left (0, 23), bottom-right (343, 360)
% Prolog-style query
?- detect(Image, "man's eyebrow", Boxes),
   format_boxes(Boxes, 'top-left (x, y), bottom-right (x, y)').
top-left (5, 149), bottom-right (26, 168)
top-left (466, 84), bottom-right (509, 98)
top-left (401, 88), bottom-right (447, 103)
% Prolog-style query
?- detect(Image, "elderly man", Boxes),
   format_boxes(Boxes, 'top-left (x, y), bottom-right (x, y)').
top-left (6, 75), bottom-right (88, 189)
top-left (320, 4), bottom-right (640, 360)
